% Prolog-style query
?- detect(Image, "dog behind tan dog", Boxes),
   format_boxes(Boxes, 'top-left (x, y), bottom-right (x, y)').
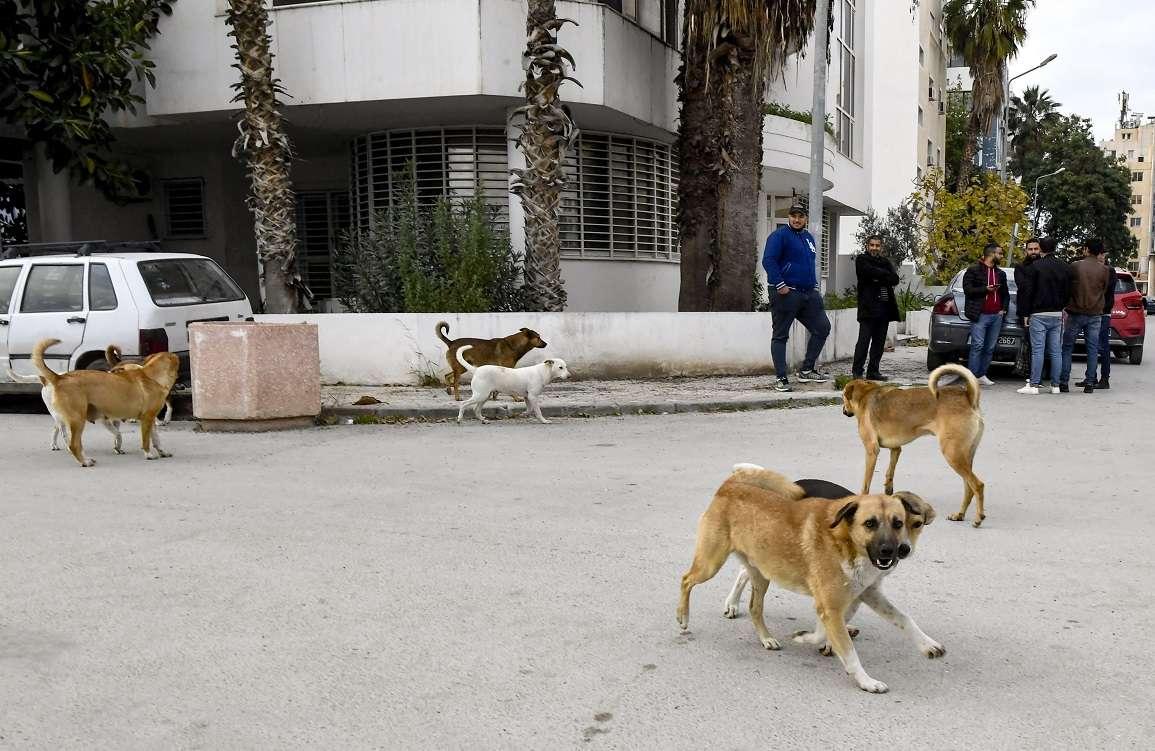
top-left (106, 345), bottom-right (173, 424)
top-left (436, 321), bottom-right (547, 400)
top-left (677, 465), bottom-right (943, 694)
top-left (33, 338), bottom-right (179, 467)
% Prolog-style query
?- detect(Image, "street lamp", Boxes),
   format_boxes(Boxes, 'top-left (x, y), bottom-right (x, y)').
top-left (1031, 166), bottom-right (1066, 233)
top-left (1010, 53), bottom-right (1058, 84)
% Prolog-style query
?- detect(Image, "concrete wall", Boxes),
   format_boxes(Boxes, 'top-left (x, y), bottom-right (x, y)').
top-left (257, 309), bottom-right (887, 385)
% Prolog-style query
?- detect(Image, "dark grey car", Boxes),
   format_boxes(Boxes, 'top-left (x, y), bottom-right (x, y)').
top-left (927, 268), bottom-right (1025, 373)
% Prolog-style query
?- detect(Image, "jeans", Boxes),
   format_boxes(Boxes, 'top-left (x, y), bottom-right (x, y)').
top-left (1060, 313), bottom-right (1101, 385)
top-left (852, 318), bottom-right (890, 375)
top-left (770, 287), bottom-right (832, 376)
top-left (1028, 315), bottom-right (1063, 387)
top-left (1089, 314), bottom-right (1112, 382)
top-left (967, 312), bottom-right (1004, 378)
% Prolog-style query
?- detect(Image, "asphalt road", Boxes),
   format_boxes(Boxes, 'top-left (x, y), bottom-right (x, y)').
top-left (1, 360), bottom-right (1152, 749)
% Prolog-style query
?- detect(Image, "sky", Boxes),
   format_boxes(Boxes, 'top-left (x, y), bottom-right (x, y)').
top-left (1014, 0), bottom-right (1155, 142)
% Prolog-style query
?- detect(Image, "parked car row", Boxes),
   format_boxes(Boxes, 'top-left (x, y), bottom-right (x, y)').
top-left (927, 266), bottom-right (1146, 372)
top-left (1, 243), bottom-right (253, 389)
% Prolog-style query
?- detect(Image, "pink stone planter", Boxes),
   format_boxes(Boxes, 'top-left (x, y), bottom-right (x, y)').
top-left (189, 322), bottom-right (320, 431)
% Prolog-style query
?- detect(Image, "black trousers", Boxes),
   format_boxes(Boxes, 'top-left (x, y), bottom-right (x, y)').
top-left (853, 318), bottom-right (890, 376)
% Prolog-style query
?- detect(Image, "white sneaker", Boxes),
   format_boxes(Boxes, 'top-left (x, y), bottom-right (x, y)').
top-left (978, 376), bottom-right (995, 386)
top-left (1017, 384), bottom-right (1039, 395)
top-left (1051, 386), bottom-right (1061, 394)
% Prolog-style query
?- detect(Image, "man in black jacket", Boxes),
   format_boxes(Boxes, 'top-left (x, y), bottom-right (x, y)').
top-left (962, 243), bottom-right (1010, 386)
top-left (852, 235), bottom-right (901, 380)
top-left (1015, 237), bottom-right (1070, 394)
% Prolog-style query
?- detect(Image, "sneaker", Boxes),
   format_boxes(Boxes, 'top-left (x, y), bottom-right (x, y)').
top-left (1050, 386), bottom-right (1061, 394)
top-left (774, 378), bottom-right (793, 393)
top-left (1098, 378), bottom-right (1110, 390)
top-left (1058, 383), bottom-right (1070, 393)
top-left (977, 376), bottom-right (995, 386)
top-left (1017, 384), bottom-right (1039, 395)
top-left (797, 370), bottom-right (830, 383)
top-left (1075, 379), bottom-right (1093, 388)
top-left (865, 373), bottom-right (889, 382)
top-left (1084, 383), bottom-right (1095, 394)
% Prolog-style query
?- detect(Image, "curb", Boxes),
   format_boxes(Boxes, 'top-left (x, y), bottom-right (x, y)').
top-left (321, 392), bottom-right (843, 423)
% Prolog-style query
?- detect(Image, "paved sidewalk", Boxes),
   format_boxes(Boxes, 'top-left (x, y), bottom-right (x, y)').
top-left (320, 344), bottom-right (930, 422)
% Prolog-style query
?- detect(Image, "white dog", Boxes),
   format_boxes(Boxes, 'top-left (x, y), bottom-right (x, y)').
top-left (454, 346), bottom-right (569, 424)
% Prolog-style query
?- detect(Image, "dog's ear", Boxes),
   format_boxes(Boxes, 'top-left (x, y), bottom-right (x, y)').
top-left (896, 491), bottom-right (936, 526)
top-left (543, 359), bottom-right (554, 366)
top-left (830, 500), bottom-right (859, 528)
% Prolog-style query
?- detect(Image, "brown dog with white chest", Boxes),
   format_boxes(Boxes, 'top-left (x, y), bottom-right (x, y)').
top-left (436, 321), bottom-right (547, 400)
top-left (33, 338), bottom-right (179, 467)
top-left (677, 464), bottom-right (943, 694)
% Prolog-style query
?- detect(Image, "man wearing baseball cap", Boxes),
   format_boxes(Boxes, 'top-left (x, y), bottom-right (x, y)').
top-left (761, 201), bottom-right (831, 391)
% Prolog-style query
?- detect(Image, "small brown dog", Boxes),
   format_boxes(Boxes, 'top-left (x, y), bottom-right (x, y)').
top-left (841, 363), bottom-right (986, 526)
top-left (436, 321), bottom-right (547, 401)
top-left (34, 338), bottom-right (179, 467)
top-left (677, 466), bottom-right (942, 694)
top-left (106, 345), bottom-right (173, 424)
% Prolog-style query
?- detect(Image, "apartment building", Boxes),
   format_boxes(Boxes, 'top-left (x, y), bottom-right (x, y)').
top-left (1102, 114), bottom-right (1155, 292)
top-left (16, 0), bottom-right (876, 311)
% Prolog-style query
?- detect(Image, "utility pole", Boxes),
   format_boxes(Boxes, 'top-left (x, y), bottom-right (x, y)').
top-left (808, 0), bottom-right (830, 292)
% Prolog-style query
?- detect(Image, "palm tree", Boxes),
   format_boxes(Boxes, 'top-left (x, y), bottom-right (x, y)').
top-left (511, 0), bottom-right (580, 312)
top-left (225, 0), bottom-right (304, 314)
top-left (943, 0), bottom-right (1034, 189)
top-left (1007, 84), bottom-right (1060, 177)
top-left (677, 1), bottom-right (823, 311)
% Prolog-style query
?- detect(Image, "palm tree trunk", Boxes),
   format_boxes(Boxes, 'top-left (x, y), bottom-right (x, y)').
top-left (511, 0), bottom-right (579, 313)
top-left (226, 0), bottom-right (303, 314)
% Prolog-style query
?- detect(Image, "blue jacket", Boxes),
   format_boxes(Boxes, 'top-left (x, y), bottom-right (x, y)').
top-left (762, 224), bottom-right (819, 291)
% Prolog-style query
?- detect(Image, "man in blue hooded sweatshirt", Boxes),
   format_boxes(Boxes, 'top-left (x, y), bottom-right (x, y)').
top-left (762, 202), bottom-right (831, 392)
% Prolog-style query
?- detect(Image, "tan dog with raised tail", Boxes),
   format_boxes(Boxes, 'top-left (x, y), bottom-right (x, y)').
top-left (32, 338), bottom-right (179, 467)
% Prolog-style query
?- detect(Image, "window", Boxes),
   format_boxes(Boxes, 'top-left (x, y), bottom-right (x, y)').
top-left (918, 107), bottom-right (924, 127)
top-left (161, 178), bottom-right (206, 238)
top-left (20, 265), bottom-right (83, 312)
top-left (662, 0), bottom-right (678, 45)
top-left (88, 264), bottom-right (118, 311)
top-left (136, 259), bottom-right (246, 307)
top-left (1115, 275), bottom-right (1137, 294)
top-left (0, 266), bottom-right (21, 312)
top-left (927, 140), bottom-right (934, 167)
top-left (1134, 195), bottom-right (1143, 205)
top-left (1140, 155), bottom-right (1146, 163)
top-left (835, 0), bottom-right (857, 159)
top-left (1132, 217), bottom-right (1143, 227)
top-left (295, 190), bottom-right (350, 299)
top-left (350, 127), bottom-right (509, 233)
top-left (1133, 172), bottom-right (1144, 181)
top-left (919, 46), bottom-right (925, 67)
top-left (928, 76), bottom-right (935, 101)
top-left (560, 132), bottom-right (679, 261)
top-left (1123, 133), bottom-right (1132, 140)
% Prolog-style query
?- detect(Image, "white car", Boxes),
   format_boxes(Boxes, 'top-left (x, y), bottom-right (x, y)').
top-left (1, 243), bottom-right (253, 388)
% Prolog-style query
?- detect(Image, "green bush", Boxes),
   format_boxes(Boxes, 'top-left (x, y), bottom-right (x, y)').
top-left (823, 285), bottom-right (858, 310)
top-left (896, 282), bottom-right (935, 319)
top-left (333, 164), bottom-right (526, 313)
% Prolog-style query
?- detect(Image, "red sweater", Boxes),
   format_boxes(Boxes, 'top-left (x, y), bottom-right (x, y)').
top-left (980, 266), bottom-right (1002, 314)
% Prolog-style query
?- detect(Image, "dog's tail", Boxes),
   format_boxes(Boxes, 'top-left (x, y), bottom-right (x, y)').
top-left (454, 344), bottom-right (476, 374)
top-left (729, 463), bottom-right (806, 500)
top-left (928, 363), bottom-right (979, 408)
top-left (105, 344), bottom-right (124, 367)
top-left (32, 338), bottom-right (62, 385)
top-left (6, 367), bottom-right (43, 383)
top-left (436, 321), bottom-right (453, 346)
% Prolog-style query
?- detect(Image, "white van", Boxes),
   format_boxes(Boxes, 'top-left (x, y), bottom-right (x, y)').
top-left (1, 242), bottom-right (253, 387)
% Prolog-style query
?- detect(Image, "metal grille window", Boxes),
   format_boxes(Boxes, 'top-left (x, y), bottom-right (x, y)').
top-left (835, 0), bottom-right (857, 160)
top-left (295, 190), bottom-right (350, 300)
top-left (560, 132), bottom-right (679, 261)
top-left (350, 127), bottom-right (509, 232)
top-left (161, 178), bottom-right (206, 239)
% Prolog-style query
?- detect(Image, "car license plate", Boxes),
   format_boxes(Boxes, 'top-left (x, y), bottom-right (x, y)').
top-left (998, 336), bottom-right (1016, 346)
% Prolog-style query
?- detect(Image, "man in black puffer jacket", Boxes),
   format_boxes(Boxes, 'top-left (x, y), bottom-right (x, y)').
top-left (852, 235), bottom-right (901, 380)
top-left (1015, 237), bottom-right (1071, 394)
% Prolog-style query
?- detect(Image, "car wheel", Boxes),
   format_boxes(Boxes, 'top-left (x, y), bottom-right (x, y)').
top-left (1129, 346), bottom-right (1143, 365)
top-left (84, 357), bottom-right (112, 372)
top-left (926, 348), bottom-right (951, 371)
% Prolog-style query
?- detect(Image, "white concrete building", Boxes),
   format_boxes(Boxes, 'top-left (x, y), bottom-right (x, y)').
top-left (16, 0), bottom-right (877, 312)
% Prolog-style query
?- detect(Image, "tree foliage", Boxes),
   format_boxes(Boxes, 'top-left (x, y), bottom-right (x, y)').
top-left (854, 203), bottom-right (921, 267)
top-left (911, 168), bottom-right (1030, 284)
top-left (0, 0), bottom-right (173, 201)
top-left (943, 85), bottom-right (970, 192)
top-left (1015, 114), bottom-right (1137, 259)
top-left (1007, 85), bottom-right (1060, 177)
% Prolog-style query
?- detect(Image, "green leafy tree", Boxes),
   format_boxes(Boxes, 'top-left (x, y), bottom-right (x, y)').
top-left (1022, 115), bottom-right (1137, 260)
top-left (1007, 85), bottom-right (1060, 178)
top-left (0, 0), bottom-right (173, 201)
top-left (854, 203), bottom-right (921, 267)
top-left (944, 84), bottom-right (970, 191)
top-left (943, 0), bottom-right (1033, 188)
top-left (911, 168), bottom-right (1030, 284)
